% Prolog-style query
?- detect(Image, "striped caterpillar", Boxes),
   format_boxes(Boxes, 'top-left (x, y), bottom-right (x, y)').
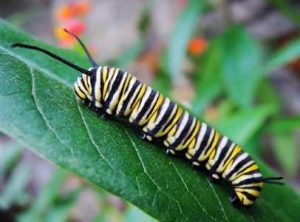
top-left (12, 29), bottom-right (283, 207)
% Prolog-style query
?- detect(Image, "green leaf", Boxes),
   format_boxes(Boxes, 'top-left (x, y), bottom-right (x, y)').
top-left (265, 38), bottom-right (300, 73)
top-left (114, 40), bottom-right (144, 69)
top-left (0, 140), bottom-right (22, 176)
top-left (18, 170), bottom-right (66, 222)
top-left (166, 0), bottom-right (204, 79)
top-left (1, 20), bottom-right (300, 221)
top-left (192, 37), bottom-right (223, 114)
top-left (214, 106), bottom-right (274, 148)
top-left (124, 204), bottom-right (156, 222)
top-left (0, 164), bottom-right (31, 209)
top-left (220, 26), bottom-right (264, 108)
top-left (272, 133), bottom-right (298, 177)
top-left (268, 116), bottom-right (300, 133)
top-left (44, 187), bottom-right (81, 222)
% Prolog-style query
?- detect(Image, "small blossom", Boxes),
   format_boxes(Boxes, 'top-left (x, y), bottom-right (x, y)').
top-left (54, 19), bottom-right (86, 47)
top-left (73, 2), bottom-right (90, 16)
top-left (188, 37), bottom-right (208, 56)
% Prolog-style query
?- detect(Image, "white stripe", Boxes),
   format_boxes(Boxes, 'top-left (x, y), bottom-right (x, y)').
top-left (198, 127), bottom-right (215, 161)
top-left (116, 76), bottom-right (136, 115)
top-left (209, 136), bottom-right (228, 165)
top-left (144, 96), bottom-right (169, 131)
top-left (124, 81), bottom-right (143, 116)
top-left (232, 173), bottom-right (262, 185)
top-left (94, 67), bottom-right (102, 107)
top-left (191, 123), bottom-right (207, 156)
top-left (107, 72), bottom-right (128, 110)
top-left (104, 68), bottom-right (119, 101)
top-left (216, 142), bottom-right (235, 173)
top-left (229, 160), bottom-right (255, 181)
top-left (77, 77), bottom-right (92, 101)
top-left (223, 152), bottom-right (248, 178)
top-left (130, 86), bottom-right (152, 121)
top-left (167, 111), bottom-right (189, 145)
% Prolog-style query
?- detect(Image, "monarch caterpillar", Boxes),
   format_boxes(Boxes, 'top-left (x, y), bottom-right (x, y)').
top-left (12, 29), bottom-right (283, 207)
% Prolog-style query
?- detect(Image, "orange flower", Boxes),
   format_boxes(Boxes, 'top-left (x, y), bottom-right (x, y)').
top-left (179, 0), bottom-right (187, 8)
top-left (54, 19), bottom-right (86, 47)
top-left (73, 2), bottom-right (90, 16)
top-left (56, 1), bottom-right (90, 21)
top-left (188, 37), bottom-right (208, 56)
top-left (56, 5), bottom-right (74, 21)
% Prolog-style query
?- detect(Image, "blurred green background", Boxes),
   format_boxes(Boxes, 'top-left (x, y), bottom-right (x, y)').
top-left (0, 0), bottom-right (300, 221)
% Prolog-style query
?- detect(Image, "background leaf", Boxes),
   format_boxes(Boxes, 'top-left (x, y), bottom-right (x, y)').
top-left (220, 26), bottom-right (264, 108)
top-left (166, 0), bottom-right (203, 79)
top-left (0, 20), bottom-right (300, 221)
top-left (265, 38), bottom-right (300, 73)
top-left (192, 37), bottom-right (223, 114)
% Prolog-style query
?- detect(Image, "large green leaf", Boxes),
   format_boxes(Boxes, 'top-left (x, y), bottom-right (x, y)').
top-left (166, 0), bottom-right (204, 79)
top-left (265, 38), bottom-right (300, 73)
top-left (220, 26), bottom-right (264, 108)
top-left (192, 38), bottom-right (223, 114)
top-left (0, 20), bottom-right (300, 221)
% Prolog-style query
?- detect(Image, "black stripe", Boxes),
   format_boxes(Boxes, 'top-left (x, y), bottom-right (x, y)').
top-left (240, 191), bottom-right (257, 201)
top-left (119, 79), bottom-right (141, 116)
top-left (183, 118), bottom-right (199, 145)
top-left (104, 70), bottom-right (124, 109)
top-left (74, 87), bottom-right (84, 99)
top-left (143, 92), bottom-right (160, 120)
top-left (225, 154), bottom-right (252, 181)
top-left (232, 176), bottom-right (263, 187)
top-left (236, 185), bottom-right (262, 192)
top-left (171, 113), bottom-right (194, 148)
top-left (100, 67), bottom-right (106, 100)
top-left (184, 120), bottom-right (201, 149)
top-left (149, 100), bottom-right (175, 135)
top-left (115, 74), bottom-right (131, 111)
top-left (159, 103), bottom-right (180, 134)
top-left (130, 84), bottom-right (147, 110)
top-left (133, 89), bottom-right (157, 124)
top-left (210, 138), bottom-right (233, 172)
top-left (90, 73), bottom-right (97, 103)
top-left (81, 77), bottom-right (88, 90)
top-left (192, 125), bottom-right (213, 162)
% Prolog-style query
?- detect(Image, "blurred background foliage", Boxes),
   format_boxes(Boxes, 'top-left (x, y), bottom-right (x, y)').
top-left (0, 0), bottom-right (300, 221)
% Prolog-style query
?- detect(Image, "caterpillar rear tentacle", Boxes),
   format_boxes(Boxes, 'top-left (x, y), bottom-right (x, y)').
top-left (12, 29), bottom-right (284, 207)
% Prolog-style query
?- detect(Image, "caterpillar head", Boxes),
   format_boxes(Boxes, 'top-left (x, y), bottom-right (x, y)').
top-left (74, 72), bottom-right (94, 106)
top-left (12, 29), bottom-right (99, 107)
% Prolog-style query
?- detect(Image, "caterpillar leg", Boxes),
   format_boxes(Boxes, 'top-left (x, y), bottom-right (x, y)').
top-left (230, 192), bottom-right (248, 207)
top-left (165, 149), bottom-right (176, 155)
top-left (191, 161), bottom-right (201, 168)
top-left (99, 112), bottom-right (110, 120)
top-left (208, 173), bottom-right (220, 183)
top-left (139, 133), bottom-right (153, 141)
top-left (230, 193), bottom-right (239, 206)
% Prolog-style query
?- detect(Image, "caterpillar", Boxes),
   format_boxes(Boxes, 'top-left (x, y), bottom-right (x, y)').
top-left (12, 29), bottom-right (283, 207)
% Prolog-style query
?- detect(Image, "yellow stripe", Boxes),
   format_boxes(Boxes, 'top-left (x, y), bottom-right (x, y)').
top-left (131, 84), bottom-right (147, 109)
top-left (206, 132), bottom-right (220, 157)
top-left (82, 74), bottom-right (90, 93)
top-left (75, 85), bottom-right (86, 99)
top-left (104, 67), bottom-right (116, 99)
top-left (147, 94), bottom-right (164, 122)
top-left (184, 120), bottom-right (200, 148)
top-left (223, 145), bottom-right (241, 169)
top-left (237, 164), bottom-right (258, 177)
top-left (158, 107), bottom-right (183, 137)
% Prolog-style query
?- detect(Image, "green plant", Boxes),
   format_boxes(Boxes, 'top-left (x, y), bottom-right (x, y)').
top-left (1, 18), bottom-right (300, 221)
